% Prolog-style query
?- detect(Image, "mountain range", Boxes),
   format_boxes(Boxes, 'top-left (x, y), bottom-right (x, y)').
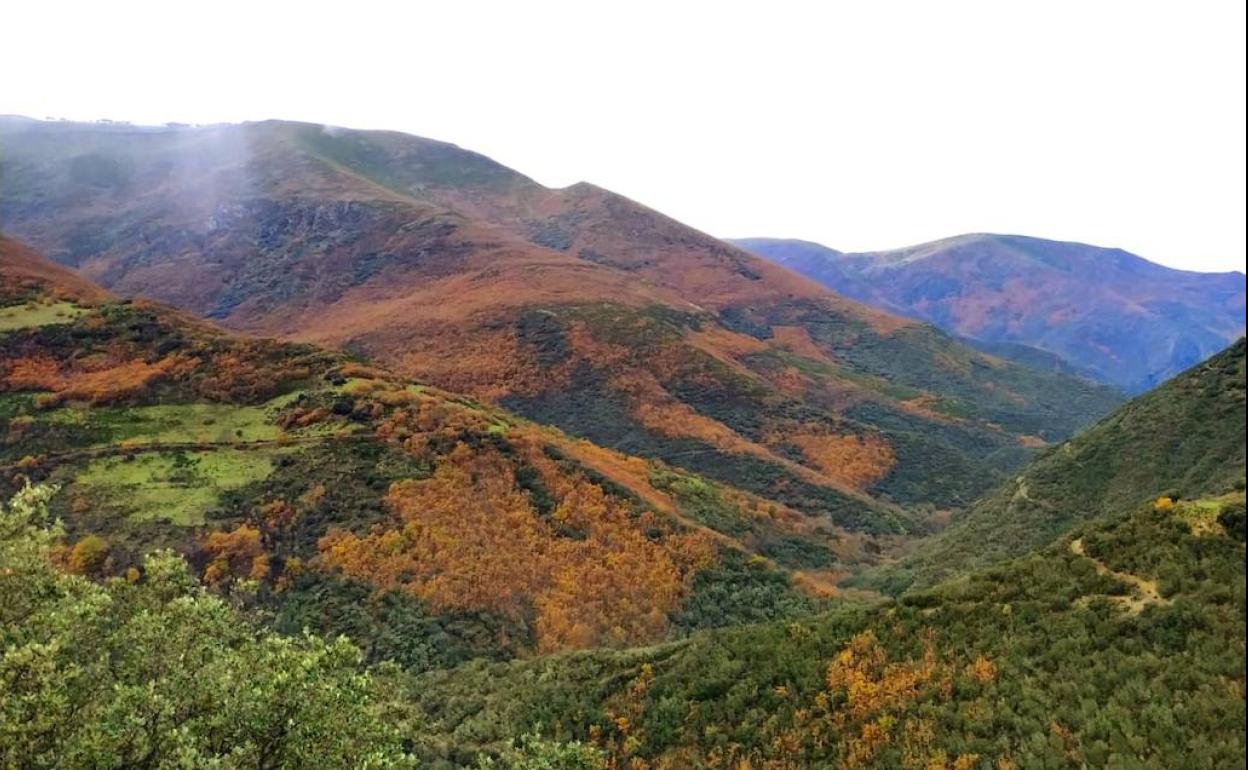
top-left (2, 114), bottom-right (1245, 768)
top-left (733, 234), bottom-right (1245, 393)
top-left (0, 117), bottom-right (1122, 524)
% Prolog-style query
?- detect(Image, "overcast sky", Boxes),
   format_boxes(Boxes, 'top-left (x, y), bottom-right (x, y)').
top-left (2, 0), bottom-right (1245, 272)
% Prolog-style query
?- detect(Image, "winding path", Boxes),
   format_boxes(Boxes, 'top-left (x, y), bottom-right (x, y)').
top-left (1070, 537), bottom-right (1168, 613)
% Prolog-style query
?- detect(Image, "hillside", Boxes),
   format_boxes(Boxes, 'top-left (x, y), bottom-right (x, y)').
top-left (0, 118), bottom-right (1121, 521)
top-left (5, 242), bottom-right (1243, 769)
top-left (402, 472), bottom-right (1247, 768)
top-left (1, 240), bottom-right (879, 662)
top-left (395, 344), bottom-right (1247, 767)
top-left (0, 233), bottom-right (111, 305)
top-left (734, 234), bottom-right (1246, 393)
top-left (854, 336), bottom-right (1247, 594)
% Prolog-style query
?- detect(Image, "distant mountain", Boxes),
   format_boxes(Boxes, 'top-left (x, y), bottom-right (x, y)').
top-left (855, 335), bottom-right (1247, 594)
top-left (0, 119), bottom-right (1120, 525)
top-left (733, 234), bottom-right (1246, 393)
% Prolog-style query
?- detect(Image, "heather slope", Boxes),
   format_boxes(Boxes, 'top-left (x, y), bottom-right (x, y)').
top-left (1, 119), bottom-right (1120, 519)
top-left (735, 234), bottom-right (1246, 392)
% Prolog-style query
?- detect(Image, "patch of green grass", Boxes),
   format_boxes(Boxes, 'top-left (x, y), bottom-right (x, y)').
top-left (71, 448), bottom-right (281, 525)
top-left (38, 390), bottom-right (327, 447)
top-left (0, 301), bottom-right (87, 332)
top-left (48, 402), bottom-right (281, 445)
top-left (1173, 492), bottom-right (1245, 536)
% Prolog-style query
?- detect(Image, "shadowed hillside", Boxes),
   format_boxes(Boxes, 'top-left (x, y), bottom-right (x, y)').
top-left (735, 234), bottom-right (1246, 393)
top-left (853, 336), bottom-right (1246, 594)
top-left (0, 119), bottom-right (1121, 521)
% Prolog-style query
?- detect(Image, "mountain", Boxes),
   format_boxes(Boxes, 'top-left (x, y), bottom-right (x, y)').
top-left (0, 118), bottom-right (1121, 524)
top-left (400, 338), bottom-right (1248, 769)
top-left (6, 239), bottom-right (1243, 767)
top-left (1, 238), bottom-right (870, 661)
top-left (855, 335), bottom-right (1247, 594)
top-left (11, 254), bottom-right (1242, 770)
top-left (734, 234), bottom-right (1246, 393)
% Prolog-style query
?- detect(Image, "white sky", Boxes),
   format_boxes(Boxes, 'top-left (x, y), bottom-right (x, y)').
top-left (2, 0), bottom-right (1245, 272)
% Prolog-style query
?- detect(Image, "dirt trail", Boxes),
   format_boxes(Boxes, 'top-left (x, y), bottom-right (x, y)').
top-left (1070, 537), bottom-right (1168, 613)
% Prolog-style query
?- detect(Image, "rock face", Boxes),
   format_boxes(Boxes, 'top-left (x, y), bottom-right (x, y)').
top-left (734, 234), bottom-right (1246, 393)
top-left (1, 118), bottom-right (1121, 522)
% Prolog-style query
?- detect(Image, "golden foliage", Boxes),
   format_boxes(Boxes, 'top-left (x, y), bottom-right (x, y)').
top-left (67, 535), bottom-right (110, 576)
top-left (825, 631), bottom-right (938, 724)
top-left (201, 524), bottom-right (269, 585)
top-left (787, 431), bottom-right (896, 490)
top-left (965, 655), bottom-right (997, 684)
top-left (319, 441), bottom-right (714, 651)
top-left (733, 629), bottom-right (997, 770)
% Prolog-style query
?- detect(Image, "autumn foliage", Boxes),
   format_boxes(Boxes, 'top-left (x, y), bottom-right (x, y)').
top-left (786, 431), bottom-right (895, 490)
top-left (319, 439), bottom-right (714, 651)
top-left (202, 523), bottom-right (270, 585)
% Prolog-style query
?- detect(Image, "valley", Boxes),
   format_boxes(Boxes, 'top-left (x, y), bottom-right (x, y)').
top-left (1, 119), bottom-right (1243, 769)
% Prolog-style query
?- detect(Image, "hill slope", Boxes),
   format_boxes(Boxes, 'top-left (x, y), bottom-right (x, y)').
top-left (398, 349), bottom-right (1248, 768)
top-left (0, 118), bottom-right (1121, 519)
top-left (1, 239), bottom-right (881, 662)
top-left (855, 336), bottom-right (1247, 594)
top-left (734, 234), bottom-right (1246, 393)
top-left (0, 233), bottom-right (111, 305)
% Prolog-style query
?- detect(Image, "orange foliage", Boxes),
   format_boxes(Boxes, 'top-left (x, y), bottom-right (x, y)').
top-left (787, 432), bottom-right (895, 490)
top-left (201, 524), bottom-right (269, 585)
top-left (319, 441), bottom-right (714, 651)
top-left (2, 353), bottom-right (195, 406)
top-left (965, 655), bottom-right (997, 684)
top-left (257, 499), bottom-right (299, 532)
top-left (4, 356), bottom-right (64, 390)
top-left (737, 629), bottom-right (993, 770)
top-left (66, 535), bottom-right (110, 576)
top-left (769, 326), bottom-right (835, 364)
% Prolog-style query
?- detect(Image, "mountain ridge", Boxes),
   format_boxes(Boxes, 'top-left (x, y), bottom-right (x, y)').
top-left (1, 117), bottom-right (1122, 521)
top-left (734, 233), bottom-right (1246, 392)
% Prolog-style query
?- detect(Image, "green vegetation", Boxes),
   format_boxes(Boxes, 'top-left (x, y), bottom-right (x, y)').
top-left (0, 300), bottom-right (86, 331)
top-left (45, 400), bottom-right (286, 444)
top-left (2, 241), bottom-right (1243, 768)
top-left (71, 448), bottom-right (281, 525)
top-left (856, 338), bottom-right (1247, 594)
top-left (400, 491), bottom-right (1247, 768)
top-left (0, 483), bottom-right (413, 768)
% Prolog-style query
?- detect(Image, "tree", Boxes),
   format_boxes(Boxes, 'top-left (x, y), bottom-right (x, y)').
top-left (0, 483), bottom-right (413, 769)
